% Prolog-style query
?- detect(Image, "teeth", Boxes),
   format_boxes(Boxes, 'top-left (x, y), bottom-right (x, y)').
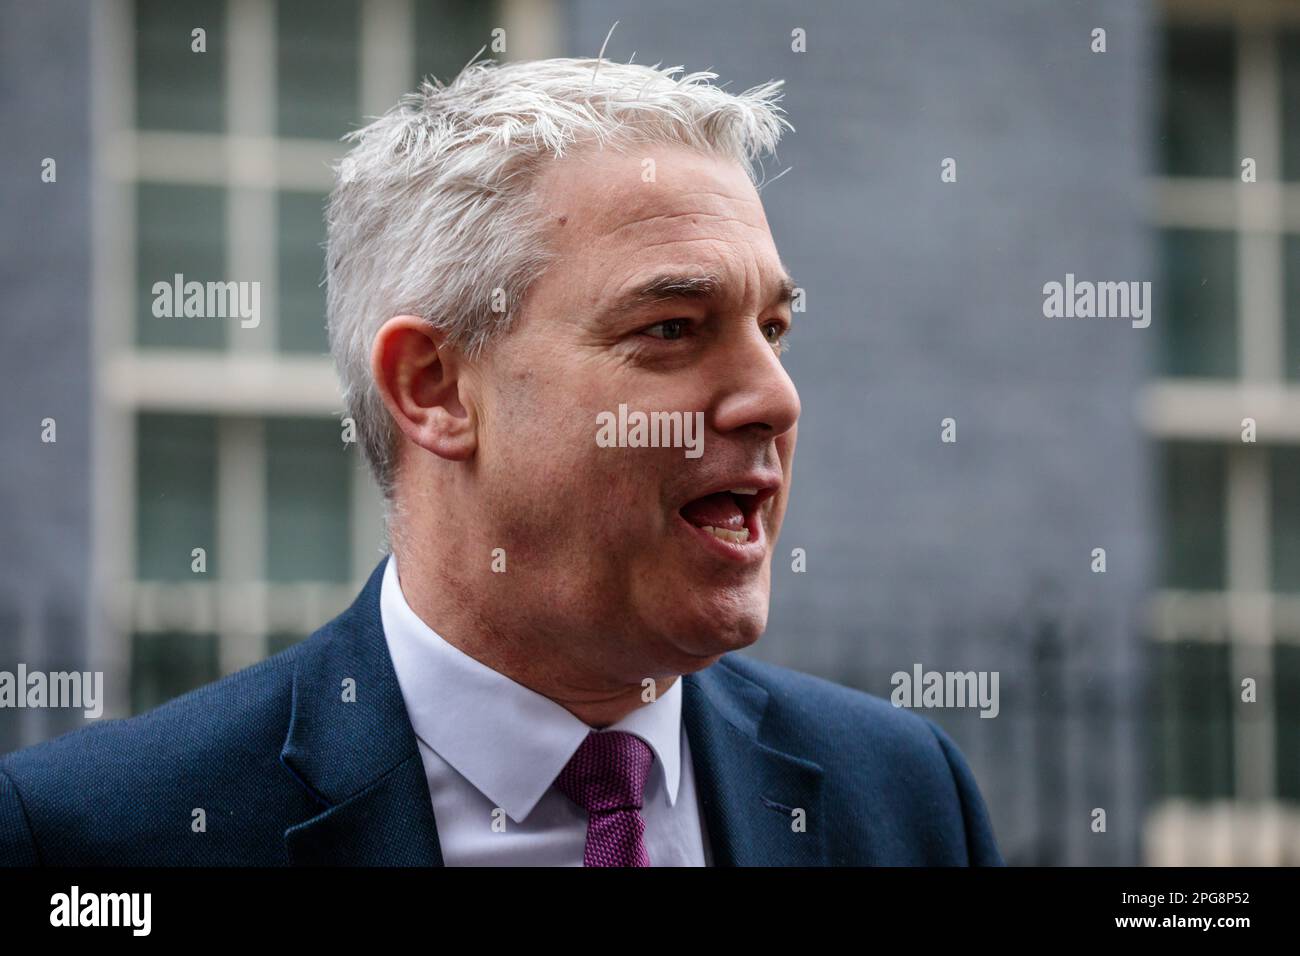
top-left (729, 487), bottom-right (759, 495)
top-left (702, 525), bottom-right (751, 544)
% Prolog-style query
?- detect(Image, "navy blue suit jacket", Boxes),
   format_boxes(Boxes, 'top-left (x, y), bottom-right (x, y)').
top-left (0, 558), bottom-right (1003, 866)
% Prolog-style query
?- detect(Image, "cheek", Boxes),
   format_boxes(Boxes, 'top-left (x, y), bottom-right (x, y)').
top-left (479, 340), bottom-right (682, 540)
top-left (481, 401), bottom-right (650, 538)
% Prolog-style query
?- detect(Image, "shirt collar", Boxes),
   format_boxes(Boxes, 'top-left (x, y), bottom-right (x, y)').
top-left (379, 554), bottom-right (684, 823)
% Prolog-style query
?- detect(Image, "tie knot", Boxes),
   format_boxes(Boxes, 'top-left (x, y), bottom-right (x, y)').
top-left (555, 730), bottom-right (654, 814)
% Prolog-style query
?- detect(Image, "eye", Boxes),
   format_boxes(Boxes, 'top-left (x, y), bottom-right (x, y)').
top-left (641, 318), bottom-right (690, 341)
top-left (762, 320), bottom-right (790, 353)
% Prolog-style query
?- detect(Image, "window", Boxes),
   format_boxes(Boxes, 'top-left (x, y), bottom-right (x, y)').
top-left (1149, 6), bottom-right (1300, 863)
top-left (1158, 229), bottom-right (1237, 379)
top-left (102, 0), bottom-right (511, 713)
top-left (1159, 442), bottom-right (1226, 591)
top-left (136, 0), bottom-right (226, 132)
top-left (265, 417), bottom-right (353, 583)
top-left (136, 184), bottom-right (228, 349)
top-left (1154, 642), bottom-right (1234, 800)
top-left (276, 0), bottom-right (360, 140)
top-left (1160, 25), bottom-right (1235, 179)
top-left (136, 414), bottom-right (219, 580)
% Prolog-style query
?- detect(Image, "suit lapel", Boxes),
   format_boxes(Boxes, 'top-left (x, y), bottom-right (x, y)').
top-left (683, 662), bottom-right (827, 866)
top-left (280, 557), bottom-right (444, 866)
top-left (282, 753), bottom-right (443, 866)
top-left (279, 557), bottom-right (825, 866)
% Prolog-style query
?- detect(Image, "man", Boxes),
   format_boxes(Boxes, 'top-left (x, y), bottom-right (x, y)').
top-left (0, 58), bottom-right (1001, 866)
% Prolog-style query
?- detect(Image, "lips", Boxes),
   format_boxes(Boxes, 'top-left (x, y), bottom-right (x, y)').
top-left (678, 484), bottom-right (775, 546)
top-left (680, 490), bottom-right (748, 541)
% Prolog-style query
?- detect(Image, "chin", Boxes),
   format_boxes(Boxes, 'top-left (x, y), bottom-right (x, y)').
top-left (661, 589), bottom-right (770, 662)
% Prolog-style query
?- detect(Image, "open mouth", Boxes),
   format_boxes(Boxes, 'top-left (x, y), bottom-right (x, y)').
top-left (678, 487), bottom-right (772, 547)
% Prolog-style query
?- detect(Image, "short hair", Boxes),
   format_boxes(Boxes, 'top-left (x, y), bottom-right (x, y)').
top-left (325, 57), bottom-right (791, 499)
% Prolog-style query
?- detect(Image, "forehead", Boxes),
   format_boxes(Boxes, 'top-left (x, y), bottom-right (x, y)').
top-left (532, 142), bottom-right (780, 288)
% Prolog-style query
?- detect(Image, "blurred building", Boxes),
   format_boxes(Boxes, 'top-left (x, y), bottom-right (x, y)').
top-left (1, 0), bottom-right (1298, 865)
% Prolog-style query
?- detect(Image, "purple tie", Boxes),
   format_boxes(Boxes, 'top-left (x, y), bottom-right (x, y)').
top-left (555, 730), bottom-right (654, 867)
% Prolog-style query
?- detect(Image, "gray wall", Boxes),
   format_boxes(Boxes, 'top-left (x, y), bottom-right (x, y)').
top-left (0, 0), bottom-right (1159, 864)
top-left (0, 0), bottom-right (94, 752)
top-left (566, 0), bottom-right (1157, 864)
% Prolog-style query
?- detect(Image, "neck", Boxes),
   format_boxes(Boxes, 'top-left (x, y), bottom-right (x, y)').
top-left (390, 532), bottom-right (676, 728)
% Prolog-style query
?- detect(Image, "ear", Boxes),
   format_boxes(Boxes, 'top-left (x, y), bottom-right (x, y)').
top-left (371, 315), bottom-right (477, 462)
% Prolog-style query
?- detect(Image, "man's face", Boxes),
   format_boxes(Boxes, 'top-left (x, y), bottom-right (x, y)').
top-left (470, 143), bottom-right (800, 680)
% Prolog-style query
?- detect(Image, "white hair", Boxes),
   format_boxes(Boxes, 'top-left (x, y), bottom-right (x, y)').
top-left (325, 57), bottom-right (791, 499)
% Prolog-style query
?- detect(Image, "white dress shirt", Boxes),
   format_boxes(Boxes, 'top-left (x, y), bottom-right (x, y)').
top-left (380, 555), bottom-right (713, 866)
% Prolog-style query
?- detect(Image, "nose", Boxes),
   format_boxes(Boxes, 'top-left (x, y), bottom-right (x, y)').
top-left (710, 321), bottom-right (801, 438)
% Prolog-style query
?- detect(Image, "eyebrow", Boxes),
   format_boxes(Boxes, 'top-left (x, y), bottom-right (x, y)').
top-left (609, 271), bottom-right (797, 318)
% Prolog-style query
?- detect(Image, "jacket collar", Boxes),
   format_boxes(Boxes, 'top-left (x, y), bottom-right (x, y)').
top-left (280, 556), bottom-right (826, 866)
top-left (280, 557), bottom-right (444, 865)
top-left (682, 661), bottom-right (828, 866)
